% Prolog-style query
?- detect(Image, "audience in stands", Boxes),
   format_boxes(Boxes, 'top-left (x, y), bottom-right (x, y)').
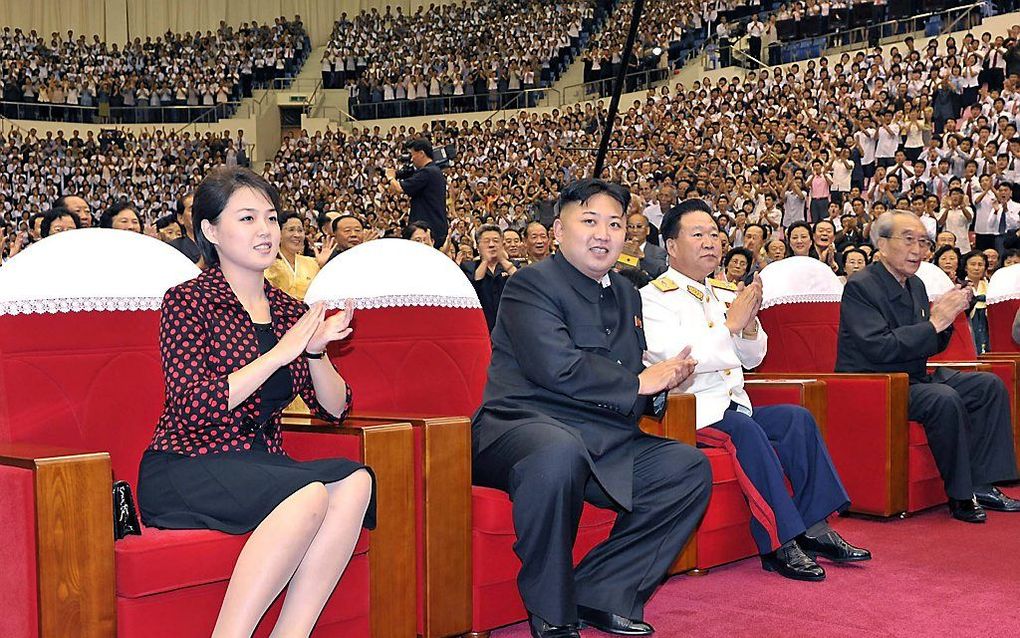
top-left (7, 23), bottom-right (1020, 355)
top-left (0, 18), bottom-right (309, 123)
top-left (328, 1), bottom-right (611, 119)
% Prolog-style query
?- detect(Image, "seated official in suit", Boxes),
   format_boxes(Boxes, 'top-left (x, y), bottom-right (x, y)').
top-left (137, 167), bottom-right (374, 637)
top-left (642, 199), bottom-right (869, 582)
top-left (473, 179), bottom-right (712, 638)
top-left (626, 212), bottom-right (668, 278)
top-left (836, 210), bottom-right (1020, 523)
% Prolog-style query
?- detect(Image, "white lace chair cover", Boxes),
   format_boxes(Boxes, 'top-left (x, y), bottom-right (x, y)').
top-left (915, 261), bottom-right (955, 302)
top-left (305, 238), bottom-right (481, 309)
top-left (986, 263), bottom-right (1020, 305)
top-left (0, 229), bottom-right (201, 315)
top-left (759, 256), bottom-right (844, 310)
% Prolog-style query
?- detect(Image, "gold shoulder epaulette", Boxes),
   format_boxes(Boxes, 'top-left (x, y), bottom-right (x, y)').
top-left (707, 277), bottom-right (738, 291)
top-left (651, 276), bottom-right (679, 292)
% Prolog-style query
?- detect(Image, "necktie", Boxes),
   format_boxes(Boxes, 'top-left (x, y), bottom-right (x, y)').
top-left (999, 206), bottom-right (1008, 234)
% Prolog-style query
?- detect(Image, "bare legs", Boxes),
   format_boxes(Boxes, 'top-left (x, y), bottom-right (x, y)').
top-left (210, 469), bottom-right (373, 638)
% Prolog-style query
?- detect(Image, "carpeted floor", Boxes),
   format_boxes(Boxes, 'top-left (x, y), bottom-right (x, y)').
top-left (492, 497), bottom-right (1020, 638)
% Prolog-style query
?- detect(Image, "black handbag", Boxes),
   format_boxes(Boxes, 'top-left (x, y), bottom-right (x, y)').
top-left (113, 480), bottom-right (142, 540)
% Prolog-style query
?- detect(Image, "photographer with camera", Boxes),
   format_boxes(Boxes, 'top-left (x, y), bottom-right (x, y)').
top-left (386, 138), bottom-right (448, 248)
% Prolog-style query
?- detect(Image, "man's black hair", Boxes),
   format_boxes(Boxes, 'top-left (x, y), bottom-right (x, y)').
top-left (659, 198), bottom-right (714, 243)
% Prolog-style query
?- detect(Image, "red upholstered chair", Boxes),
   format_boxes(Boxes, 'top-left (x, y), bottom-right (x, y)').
top-left (0, 230), bottom-right (412, 638)
top-left (754, 257), bottom-right (980, 516)
top-left (292, 238), bottom-right (486, 638)
top-left (294, 240), bottom-right (697, 638)
top-left (987, 264), bottom-right (1020, 353)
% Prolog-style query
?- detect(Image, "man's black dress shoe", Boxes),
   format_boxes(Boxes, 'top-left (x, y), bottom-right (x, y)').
top-left (577, 605), bottom-right (654, 636)
top-left (975, 487), bottom-right (1020, 512)
top-left (799, 530), bottom-right (872, 563)
top-left (949, 497), bottom-right (987, 523)
top-left (528, 614), bottom-right (579, 638)
top-left (760, 541), bottom-right (825, 581)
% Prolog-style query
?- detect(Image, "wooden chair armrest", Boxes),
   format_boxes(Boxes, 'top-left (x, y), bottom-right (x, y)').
top-left (927, 362), bottom-right (992, 372)
top-left (281, 419), bottom-right (416, 638)
top-left (342, 413), bottom-right (473, 638)
top-left (638, 394), bottom-right (697, 573)
top-left (743, 376), bottom-right (828, 438)
top-left (639, 393), bottom-right (696, 445)
top-left (0, 443), bottom-right (115, 638)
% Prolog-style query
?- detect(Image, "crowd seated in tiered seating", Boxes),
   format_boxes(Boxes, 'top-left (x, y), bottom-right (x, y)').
top-left (325, 0), bottom-right (613, 119)
top-left (0, 127), bottom-right (250, 238)
top-left (7, 26), bottom-right (1020, 358)
top-left (0, 17), bottom-right (309, 124)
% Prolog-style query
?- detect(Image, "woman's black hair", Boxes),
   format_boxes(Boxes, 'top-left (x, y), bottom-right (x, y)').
top-left (962, 249), bottom-right (989, 277)
top-left (723, 247), bottom-right (754, 277)
top-left (277, 210), bottom-right (302, 228)
top-left (932, 244), bottom-right (963, 280)
top-left (839, 246), bottom-right (870, 275)
top-left (785, 220), bottom-right (819, 258)
top-left (40, 206), bottom-right (81, 237)
top-left (402, 220), bottom-right (433, 240)
top-left (99, 200), bottom-right (142, 230)
top-left (192, 167), bottom-right (282, 266)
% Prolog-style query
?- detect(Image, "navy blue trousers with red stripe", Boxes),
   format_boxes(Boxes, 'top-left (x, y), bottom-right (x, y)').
top-left (698, 404), bottom-right (850, 554)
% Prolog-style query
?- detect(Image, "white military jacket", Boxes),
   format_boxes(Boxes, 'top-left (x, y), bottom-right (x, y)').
top-left (640, 267), bottom-right (768, 429)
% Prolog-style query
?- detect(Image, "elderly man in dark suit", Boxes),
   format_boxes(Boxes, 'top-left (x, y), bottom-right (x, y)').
top-left (626, 212), bottom-right (668, 278)
top-left (472, 179), bottom-right (711, 638)
top-left (836, 210), bottom-right (1020, 523)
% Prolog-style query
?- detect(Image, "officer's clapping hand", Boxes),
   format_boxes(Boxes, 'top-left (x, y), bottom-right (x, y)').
top-left (929, 285), bottom-right (973, 332)
top-left (725, 273), bottom-right (763, 334)
top-left (638, 346), bottom-right (698, 395)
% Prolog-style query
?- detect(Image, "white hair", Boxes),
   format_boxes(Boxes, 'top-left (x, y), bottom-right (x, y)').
top-left (869, 210), bottom-right (921, 246)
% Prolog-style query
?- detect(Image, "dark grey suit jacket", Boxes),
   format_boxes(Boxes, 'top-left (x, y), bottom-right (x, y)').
top-left (472, 252), bottom-right (650, 510)
top-left (835, 262), bottom-right (953, 382)
top-left (640, 242), bottom-right (668, 278)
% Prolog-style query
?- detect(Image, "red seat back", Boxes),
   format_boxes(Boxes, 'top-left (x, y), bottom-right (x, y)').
top-left (755, 257), bottom-right (845, 373)
top-left (307, 239), bottom-right (491, 415)
top-left (986, 264), bottom-right (1020, 352)
top-left (915, 262), bottom-right (978, 360)
top-left (0, 230), bottom-right (200, 491)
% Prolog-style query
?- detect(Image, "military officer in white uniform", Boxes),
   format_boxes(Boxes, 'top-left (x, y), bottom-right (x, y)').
top-left (641, 199), bottom-right (870, 582)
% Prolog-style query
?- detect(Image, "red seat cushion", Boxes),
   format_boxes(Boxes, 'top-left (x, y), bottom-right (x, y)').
top-left (695, 449), bottom-right (758, 569)
top-left (116, 525), bottom-right (370, 599)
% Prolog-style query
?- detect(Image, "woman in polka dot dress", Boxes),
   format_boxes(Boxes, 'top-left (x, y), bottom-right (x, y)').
top-left (137, 166), bottom-right (375, 638)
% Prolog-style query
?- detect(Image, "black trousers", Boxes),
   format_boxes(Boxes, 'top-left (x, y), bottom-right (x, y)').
top-left (474, 423), bottom-right (711, 626)
top-left (908, 369), bottom-right (1018, 500)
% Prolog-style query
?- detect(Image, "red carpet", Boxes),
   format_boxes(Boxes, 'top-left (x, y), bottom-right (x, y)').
top-left (492, 495), bottom-right (1020, 638)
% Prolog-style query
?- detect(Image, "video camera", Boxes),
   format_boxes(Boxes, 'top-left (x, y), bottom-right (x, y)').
top-left (394, 143), bottom-right (457, 179)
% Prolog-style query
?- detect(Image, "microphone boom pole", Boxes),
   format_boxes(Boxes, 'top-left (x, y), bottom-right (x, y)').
top-left (593, 0), bottom-right (646, 179)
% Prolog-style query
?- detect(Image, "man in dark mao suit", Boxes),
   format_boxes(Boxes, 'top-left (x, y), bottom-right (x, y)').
top-left (836, 210), bottom-right (1020, 523)
top-left (472, 179), bottom-right (712, 638)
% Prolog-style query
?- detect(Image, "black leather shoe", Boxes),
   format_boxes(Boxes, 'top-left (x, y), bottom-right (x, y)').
top-left (760, 541), bottom-right (825, 581)
top-left (949, 497), bottom-right (987, 523)
top-left (975, 487), bottom-right (1020, 512)
top-left (528, 613), bottom-right (579, 638)
top-left (799, 530), bottom-right (872, 563)
top-left (577, 605), bottom-right (654, 636)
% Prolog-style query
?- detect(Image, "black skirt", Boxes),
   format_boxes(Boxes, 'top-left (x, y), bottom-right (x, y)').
top-left (138, 438), bottom-right (376, 534)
